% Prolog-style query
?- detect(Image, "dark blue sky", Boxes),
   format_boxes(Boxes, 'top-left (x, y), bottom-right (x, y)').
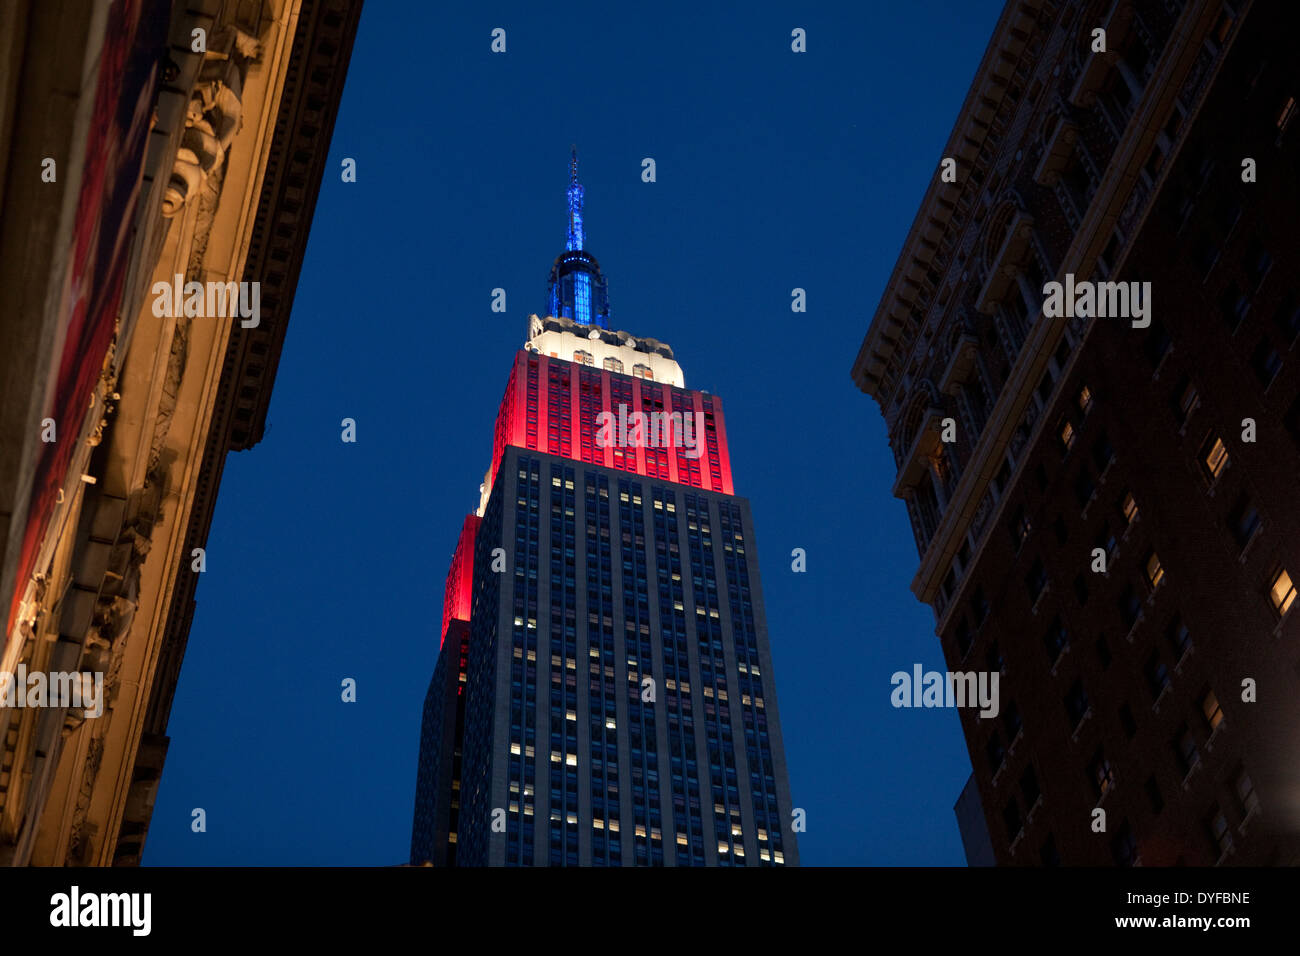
top-left (145, 0), bottom-right (1006, 866)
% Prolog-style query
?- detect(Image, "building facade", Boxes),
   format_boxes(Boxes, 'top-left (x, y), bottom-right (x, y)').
top-left (852, 0), bottom-right (1299, 865)
top-left (411, 156), bottom-right (799, 866)
top-left (0, 0), bottom-right (361, 865)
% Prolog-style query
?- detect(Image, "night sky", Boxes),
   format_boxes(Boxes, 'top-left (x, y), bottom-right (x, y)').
top-left (144, 0), bottom-right (1006, 866)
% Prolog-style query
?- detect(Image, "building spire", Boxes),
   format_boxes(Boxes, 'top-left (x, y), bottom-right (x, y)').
top-left (565, 144), bottom-right (584, 252)
top-left (548, 146), bottom-right (609, 328)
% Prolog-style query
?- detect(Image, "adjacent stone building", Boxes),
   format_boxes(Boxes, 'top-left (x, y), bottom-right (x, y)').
top-left (853, 0), bottom-right (1299, 864)
top-left (0, 0), bottom-right (361, 865)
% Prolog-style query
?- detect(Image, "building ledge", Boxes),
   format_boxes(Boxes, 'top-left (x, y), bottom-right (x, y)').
top-left (976, 211), bottom-right (1036, 314)
top-left (891, 406), bottom-right (947, 496)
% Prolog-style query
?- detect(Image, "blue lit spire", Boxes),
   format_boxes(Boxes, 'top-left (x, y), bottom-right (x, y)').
top-left (565, 145), bottom-right (584, 251)
top-left (547, 146), bottom-right (610, 328)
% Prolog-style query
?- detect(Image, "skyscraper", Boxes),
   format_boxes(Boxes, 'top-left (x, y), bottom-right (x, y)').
top-left (852, 0), bottom-right (1299, 865)
top-left (411, 152), bottom-right (799, 866)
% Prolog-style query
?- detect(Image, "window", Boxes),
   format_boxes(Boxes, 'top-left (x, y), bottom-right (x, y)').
top-left (631, 364), bottom-right (653, 380)
top-left (1043, 616), bottom-right (1068, 663)
top-left (1026, 560), bottom-right (1048, 603)
top-left (1058, 419), bottom-right (1077, 453)
top-left (1112, 823), bottom-right (1138, 867)
top-left (603, 357), bottom-right (624, 373)
top-left (1003, 699), bottom-right (1022, 739)
top-left (1144, 550), bottom-right (1164, 589)
top-left (1245, 239), bottom-right (1273, 289)
top-left (1065, 679), bottom-right (1090, 729)
top-left (1233, 768), bottom-right (1260, 816)
top-left (1278, 95), bottom-right (1297, 134)
top-left (1096, 524), bottom-right (1118, 561)
top-left (1120, 491), bottom-right (1138, 525)
top-left (954, 617), bottom-right (973, 657)
top-left (1077, 385), bottom-right (1093, 415)
top-left (1174, 724), bottom-right (1199, 775)
top-left (986, 733), bottom-right (1006, 773)
top-left (1206, 804), bottom-right (1232, 857)
top-left (1096, 634), bottom-right (1110, 669)
top-left (1171, 376), bottom-right (1199, 425)
top-left (1218, 282), bottom-right (1249, 330)
top-left (1271, 568), bottom-right (1296, 615)
top-left (1074, 469), bottom-right (1096, 508)
top-left (1145, 651), bottom-right (1170, 698)
top-left (1273, 292), bottom-right (1300, 342)
top-left (1199, 434), bottom-right (1229, 481)
top-left (1144, 321), bottom-right (1172, 367)
top-left (1250, 339), bottom-right (1282, 387)
top-left (1120, 585), bottom-right (1142, 629)
top-left (1089, 750), bottom-right (1115, 797)
top-left (1008, 506), bottom-right (1032, 549)
top-left (1229, 495), bottom-right (1261, 548)
top-left (1092, 434), bottom-right (1115, 472)
top-left (1145, 775), bottom-right (1164, 814)
top-left (1168, 615), bottom-right (1191, 660)
top-left (1199, 687), bottom-right (1224, 731)
top-left (572, 349), bottom-right (593, 366)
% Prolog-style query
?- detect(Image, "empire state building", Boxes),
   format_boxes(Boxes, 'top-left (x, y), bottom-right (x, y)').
top-left (411, 151), bottom-right (799, 866)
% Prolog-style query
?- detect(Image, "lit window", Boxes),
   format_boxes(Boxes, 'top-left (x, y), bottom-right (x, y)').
top-left (1145, 551), bottom-right (1164, 589)
top-left (1090, 751), bottom-right (1115, 796)
top-left (1059, 419), bottom-right (1077, 452)
top-left (603, 357), bottom-right (623, 373)
top-left (1277, 95), bottom-right (1296, 133)
top-left (1200, 435), bottom-right (1229, 480)
top-left (1121, 491), bottom-right (1138, 525)
top-left (572, 349), bottom-right (593, 366)
top-left (1077, 385), bottom-right (1093, 414)
top-left (632, 364), bottom-right (653, 380)
top-left (1270, 568), bottom-right (1296, 615)
top-left (1173, 377), bottom-right (1198, 424)
top-left (1200, 687), bottom-right (1224, 731)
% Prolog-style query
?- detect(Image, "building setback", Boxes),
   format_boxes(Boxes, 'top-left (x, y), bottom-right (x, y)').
top-left (411, 154), bottom-right (799, 866)
top-left (853, 0), bottom-right (1299, 865)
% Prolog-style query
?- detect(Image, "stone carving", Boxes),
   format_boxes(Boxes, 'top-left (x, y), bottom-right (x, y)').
top-left (162, 27), bottom-right (261, 217)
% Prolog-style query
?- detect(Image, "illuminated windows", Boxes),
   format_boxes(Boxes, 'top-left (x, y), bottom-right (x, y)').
top-left (1120, 491), bottom-right (1138, 525)
top-left (572, 349), bottom-right (593, 366)
top-left (1199, 434), bottom-right (1229, 481)
top-left (1089, 750), bottom-right (1115, 797)
top-left (1199, 687), bottom-right (1224, 732)
top-left (1144, 550), bottom-right (1164, 589)
top-left (602, 356), bottom-right (623, 373)
top-left (1076, 384), bottom-right (1093, 415)
top-left (1270, 568), bottom-right (1295, 615)
top-left (1058, 418), bottom-right (1077, 453)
